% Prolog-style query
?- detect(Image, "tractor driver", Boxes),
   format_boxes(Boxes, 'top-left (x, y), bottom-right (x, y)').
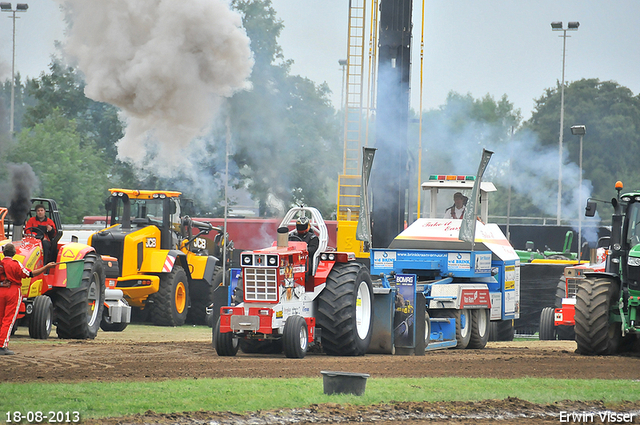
top-left (25, 204), bottom-right (57, 263)
top-left (443, 192), bottom-right (468, 219)
top-left (289, 217), bottom-right (320, 275)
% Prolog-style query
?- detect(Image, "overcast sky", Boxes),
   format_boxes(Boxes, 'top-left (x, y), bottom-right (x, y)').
top-left (1, 0), bottom-right (639, 121)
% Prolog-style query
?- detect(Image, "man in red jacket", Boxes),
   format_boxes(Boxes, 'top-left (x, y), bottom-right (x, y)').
top-left (0, 243), bottom-right (55, 355)
top-left (25, 204), bottom-right (57, 263)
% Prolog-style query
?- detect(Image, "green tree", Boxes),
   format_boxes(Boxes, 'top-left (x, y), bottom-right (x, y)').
top-left (6, 110), bottom-right (109, 222)
top-left (525, 78), bottom-right (640, 209)
top-left (226, 0), bottom-right (342, 217)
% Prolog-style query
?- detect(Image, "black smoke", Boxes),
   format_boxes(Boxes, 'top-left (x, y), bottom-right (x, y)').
top-left (7, 163), bottom-right (38, 226)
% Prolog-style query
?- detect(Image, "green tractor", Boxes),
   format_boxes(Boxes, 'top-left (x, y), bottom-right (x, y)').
top-left (575, 181), bottom-right (640, 355)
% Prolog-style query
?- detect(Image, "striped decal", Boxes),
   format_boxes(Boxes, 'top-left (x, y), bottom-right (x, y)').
top-left (163, 255), bottom-right (175, 273)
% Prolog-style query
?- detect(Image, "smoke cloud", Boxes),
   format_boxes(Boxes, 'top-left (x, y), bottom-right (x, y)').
top-left (6, 163), bottom-right (39, 225)
top-left (55, 0), bottom-right (253, 175)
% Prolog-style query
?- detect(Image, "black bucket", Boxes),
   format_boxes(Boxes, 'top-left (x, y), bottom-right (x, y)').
top-left (321, 371), bottom-right (370, 396)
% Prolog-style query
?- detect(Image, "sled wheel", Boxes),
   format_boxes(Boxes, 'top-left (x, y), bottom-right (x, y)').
top-left (468, 309), bottom-right (490, 349)
top-left (539, 307), bottom-right (556, 340)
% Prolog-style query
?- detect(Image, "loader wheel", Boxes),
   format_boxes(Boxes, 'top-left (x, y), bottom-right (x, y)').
top-left (29, 295), bottom-right (53, 340)
top-left (468, 309), bottom-right (490, 349)
top-left (283, 315), bottom-right (308, 358)
top-left (55, 254), bottom-right (105, 339)
top-left (554, 278), bottom-right (576, 340)
top-left (149, 265), bottom-right (189, 326)
top-left (316, 262), bottom-right (373, 356)
top-left (575, 277), bottom-right (621, 355)
top-left (213, 317), bottom-right (238, 356)
top-left (539, 307), bottom-right (556, 340)
top-left (488, 319), bottom-right (515, 341)
top-left (240, 339), bottom-right (283, 354)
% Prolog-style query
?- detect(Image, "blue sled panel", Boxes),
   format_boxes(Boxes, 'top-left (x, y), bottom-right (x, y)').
top-left (426, 317), bottom-right (457, 351)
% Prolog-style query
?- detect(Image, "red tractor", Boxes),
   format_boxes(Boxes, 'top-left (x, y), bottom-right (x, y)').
top-left (539, 240), bottom-right (608, 340)
top-left (1, 199), bottom-right (130, 339)
top-left (213, 207), bottom-right (374, 358)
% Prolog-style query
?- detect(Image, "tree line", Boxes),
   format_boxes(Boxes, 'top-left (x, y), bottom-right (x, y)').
top-left (1, 0), bottom-right (639, 225)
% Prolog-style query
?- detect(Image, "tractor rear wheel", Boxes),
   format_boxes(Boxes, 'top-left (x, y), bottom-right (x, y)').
top-left (468, 309), bottom-right (490, 349)
top-left (187, 269), bottom-right (223, 325)
top-left (539, 307), bottom-right (556, 340)
top-left (316, 263), bottom-right (373, 356)
top-left (55, 254), bottom-right (105, 339)
top-left (575, 277), bottom-right (621, 355)
top-left (29, 295), bottom-right (53, 339)
top-left (149, 266), bottom-right (189, 326)
top-left (213, 318), bottom-right (239, 356)
top-left (554, 278), bottom-right (576, 340)
top-left (283, 315), bottom-right (308, 358)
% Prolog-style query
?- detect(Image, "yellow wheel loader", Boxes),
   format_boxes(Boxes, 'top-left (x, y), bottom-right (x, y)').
top-left (89, 189), bottom-right (231, 326)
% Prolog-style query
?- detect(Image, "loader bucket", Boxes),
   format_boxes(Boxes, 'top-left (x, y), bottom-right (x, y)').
top-left (62, 260), bottom-right (85, 289)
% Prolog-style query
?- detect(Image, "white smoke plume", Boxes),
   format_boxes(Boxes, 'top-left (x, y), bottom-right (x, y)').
top-left (55, 0), bottom-right (253, 175)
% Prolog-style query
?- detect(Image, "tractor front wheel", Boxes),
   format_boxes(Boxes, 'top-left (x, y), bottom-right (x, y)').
top-left (575, 277), bottom-right (621, 355)
top-left (283, 315), bottom-right (308, 358)
top-left (316, 263), bottom-right (373, 356)
top-left (539, 307), bottom-right (556, 340)
top-left (29, 295), bottom-right (53, 339)
top-left (213, 318), bottom-right (239, 356)
top-left (55, 254), bottom-right (105, 339)
top-left (149, 266), bottom-right (189, 326)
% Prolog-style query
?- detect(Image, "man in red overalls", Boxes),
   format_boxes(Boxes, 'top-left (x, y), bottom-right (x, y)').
top-left (0, 243), bottom-right (55, 355)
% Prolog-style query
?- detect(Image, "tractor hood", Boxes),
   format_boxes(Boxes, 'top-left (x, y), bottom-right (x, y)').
top-left (389, 218), bottom-right (518, 262)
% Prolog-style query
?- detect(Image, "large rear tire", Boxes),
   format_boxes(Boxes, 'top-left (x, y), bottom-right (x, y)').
top-left (468, 309), bottom-right (490, 349)
top-left (575, 277), bottom-right (621, 355)
top-left (283, 315), bottom-right (308, 358)
top-left (55, 254), bottom-right (105, 339)
top-left (149, 266), bottom-right (189, 326)
top-left (29, 295), bottom-right (53, 340)
top-left (539, 307), bottom-right (556, 340)
top-left (213, 318), bottom-right (239, 356)
top-left (316, 263), bottom-right (373, 356)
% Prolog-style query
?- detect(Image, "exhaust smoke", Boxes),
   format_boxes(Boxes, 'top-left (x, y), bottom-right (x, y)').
top-left (6, 163), bottom-right (38, 229)
top-left (55, 0), bottom-right (254, 176)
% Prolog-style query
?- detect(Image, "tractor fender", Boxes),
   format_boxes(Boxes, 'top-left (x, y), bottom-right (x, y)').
top-left (584, 271), bottom-right (620, 283)
top-left (49, 243), bottom-right (98, 288)
top-left (163, 250), bottom-right (193, 282)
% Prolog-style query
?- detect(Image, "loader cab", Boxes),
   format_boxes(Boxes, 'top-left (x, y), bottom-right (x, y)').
top-left (105, 189), bottom-right (182, 250)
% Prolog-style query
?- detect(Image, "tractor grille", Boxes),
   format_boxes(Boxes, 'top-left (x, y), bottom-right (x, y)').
top-left (243, 268), bottom-right (278, 301)
top-left (566, 278), bottom-right (581, 298)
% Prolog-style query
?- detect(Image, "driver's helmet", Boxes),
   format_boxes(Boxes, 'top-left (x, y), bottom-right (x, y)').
top-left (296, 216), bottom-right (310, 234)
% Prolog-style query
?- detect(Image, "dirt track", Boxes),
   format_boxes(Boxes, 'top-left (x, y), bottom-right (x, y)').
top-left (3, 325), bottom-right (640, 424)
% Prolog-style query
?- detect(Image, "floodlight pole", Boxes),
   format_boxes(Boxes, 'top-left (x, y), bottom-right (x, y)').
top-left (551, 21), bottom-right (579, 225)
top-left (1, 3), bottom-right (28, 134)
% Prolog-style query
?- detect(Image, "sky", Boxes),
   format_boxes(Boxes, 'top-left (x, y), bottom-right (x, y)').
top-left (0, 0), bottom-right (639, 122)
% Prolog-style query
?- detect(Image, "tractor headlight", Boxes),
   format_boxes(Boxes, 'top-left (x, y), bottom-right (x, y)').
top-left (152, 193), bottom-right (159, 198)
top-left (328, 253), bottom-right (335, 261)
top-left (628, 257), bottom-right (640, 267)
top-left (267, 255), bottom-right (278, 266)
top-left (320, 253), bottom-right (327, 261)
top-left (241, 254), bottom-right (253, 266)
